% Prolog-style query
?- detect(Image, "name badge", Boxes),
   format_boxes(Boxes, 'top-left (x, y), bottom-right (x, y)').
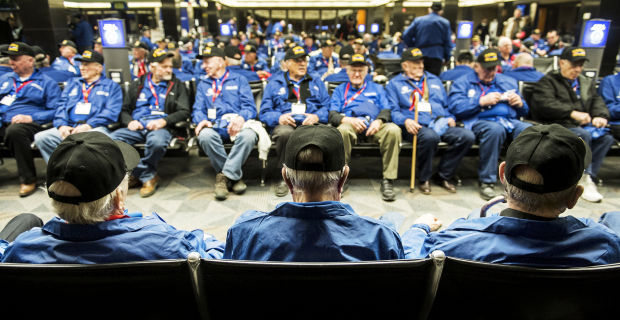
top-left (291, 102), bottom-right (306, 114)
top-left (0, 94), bottom-right (15, 106)
top-left (417, 100), bottom-right (432, 113)
top-left (208, 108), bottom-right (217, 119)
top-left (151, 110), bottom-right (165, 116)
top-left (74, 102), bottom-right (92, 115)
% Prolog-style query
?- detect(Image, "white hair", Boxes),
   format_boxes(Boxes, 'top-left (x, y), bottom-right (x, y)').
top-left (284, 146), bottom-right (344, 198)
top-left (498, 36), bottom-right (512, 47)
top-left (503, 165), bottom-right (576, 213)
top-left (513, 53), bottom-right (534, 68)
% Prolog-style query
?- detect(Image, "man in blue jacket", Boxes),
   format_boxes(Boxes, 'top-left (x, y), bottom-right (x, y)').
top-left (224, 124), bottom-right (406, 261)
top-left (401, 124), bottom-right (620, 268)
top-left (139, 26), bottom-right (157, 50)
top-left (1, 132), bottom-right (224, 263)
top-left (448, 48), bottom-right (531, 200)
top-left (260, 45), bottom-right (331, 197)
top-left (329, 54), bottom-right (402, 201)
top-left (70, 14), bottom-right (94, 53)
top-left (224, 45), bottom-right (260, 82)
top-left (241, 43), bottom-right (269, 79)
top-left (403, 1), bottom-right (452, 76)
top-left (0, 42), bottom-right (61, 197)
top-left (308, 39), bottom-right (339, 80)
top-left (34, 50), bottom-right (121, 162)
top-left (51, 39), bottom-right (81, 76)
top-left (502, 52), bottom-right (544, 82)
top-left (192, 46), bottom-right (258, 201)
top-left (439, 51), bottom-right (475, 82)
top-left (387, 48), bottom-right (475, 194)
top-left (599, 72), bottom-right (620, 141)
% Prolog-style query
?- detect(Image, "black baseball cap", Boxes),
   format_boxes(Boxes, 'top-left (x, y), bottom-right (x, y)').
top-left (224, 45), bottom-right (242, 60)
top-left (320, 39), bottom-right (335, 48)
top-left (197, 46), bottom-right (225, 59)
top-left (477, 48), bottom-right (501, 68)
top-left (456, 50), bottom-right (474, 62)
top-left (46, 132), bottom-right (140, 204)
top-left (284, 46), bottom-right (307, 60)
top-left (132, 40), bottom-right (149, 50)
top-left (339, 45), bottom-right (355, 60)
top-left (4, 42), bottom-right (35, 57)
top-left (147, 48), bottom-right (174, 63)
top-left (76, 49), bottom-right (104, 64)
top-left (284, 124), bottom-right (345, 172)
top-left (560, 47), bottom-right (589, 63)
top-left (349, 53), bottom-right (368, 66)
top-left (505, 124), bottom-right (592, 194)
top-left (243, 43), bottom-right (257, 53)
top-left (31, 45), bottom-right (46, 62)
top-left (431, 1), bottom-right (442, 11)
top-left (402, 47), bottom-right (424, 62)
top-left (58, 39), bottom-right (78, 50)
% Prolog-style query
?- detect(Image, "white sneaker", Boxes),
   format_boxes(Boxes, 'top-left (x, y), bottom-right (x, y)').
top-left (580, 174), bottom-right (603, 203)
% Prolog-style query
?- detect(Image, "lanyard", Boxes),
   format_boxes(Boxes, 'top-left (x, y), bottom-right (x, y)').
top-left (322, 57), bottom-right (329, 67)
top-left (81, 79), bottom-right (100, 103)
top-left (13, 79), bottom-right (33, 96)
top-left (478, 82), bottom-right (492, 97)
top-left (343, 81), bottom-right (367, 108)
top-left (571, 79), bottom-right (579, 93)
top-left (407, 78), bottom-right (425, 111)
top-left (211, 71), bottom-right (230, 103)
top-left (147, 74), bottom-right (174, 109)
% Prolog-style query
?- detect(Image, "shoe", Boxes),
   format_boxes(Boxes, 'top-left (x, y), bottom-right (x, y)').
top-left (214, 173), bottom-right (229, 200)
top-left (479, 183), bottom-right (496, 201)
top-left (231, 179), bottom-right (247, 195)
top-left (580, 174), bottom-right (603, 203)
top-left (139, 175), bottom-right (159, 198)
top-left (419, 181), bottom-right (432, 195)
top-left (128, 175), bottom-right (141, 188)
top-left (436, 179), bottom-right (456, 193)
top-left (275, 181), bottom-right (288, 197)
top-left (380, 179), bottom-right (396, 201)
top-left (19, 183), bottom-right (36, 197)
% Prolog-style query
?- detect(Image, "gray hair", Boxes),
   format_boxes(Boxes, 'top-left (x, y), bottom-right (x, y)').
top-left (513, 52), bottom-right (534, 68)
top-left (225, 57), bottom-right (241, 66)
top-left (498, 36), bottom-right (512, 47)
top-left (49, 174), bottom-right (128, 224)
top-left (284, 146), bottom-right (344, 197)
top-left (504, 165), bottom-right (576, 213)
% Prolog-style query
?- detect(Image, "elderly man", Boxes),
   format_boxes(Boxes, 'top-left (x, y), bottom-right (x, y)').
top-left (192, 46), bottom-right (258, 201)
top-left (139, 25), bottom-right (157, 50)
top-left (387, 48), bottom-right (475, 194)
top-left (329, 54), bottom-right (401, 201)
top-left (224, 124), bottom-right (406, 261)
top-left (448, 48), bottom-right (531, 200)
top-left (502, 52), bottom-right (544, 82)
top-left (34, 50), bottom-right (121, 162)
top-left (1, 131), bottom-right (224, 263)
top-left (224, 45), bottom-right (260, 82)
top-left (130, 41), bottom-right (149, 79)
top-left (539, 30), bottom-right (561, 57)
top-left (51, 39), bottom-right (81, 76)
top-left (401, 124), bottom-right (620, 267)
top-left (0, 42), bottom-right (61, 196)
top-left (110, 48), bottom-right (190, 198)
top-left (497, 36), bottom-right (514, 72)
top-left (308, 39), bottom-right (339, 80)
top-left (260, 45), bottom-right (331, 197)
top-left (439, 51), bottom-right (475, 81)
top-left (530, 47), bottom-right (614, 203)
top-left (241, 43), bottom-right (269, 78)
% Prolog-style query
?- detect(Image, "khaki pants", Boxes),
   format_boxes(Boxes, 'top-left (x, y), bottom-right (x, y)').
top-left (337, 122), bottom-right (401, 180)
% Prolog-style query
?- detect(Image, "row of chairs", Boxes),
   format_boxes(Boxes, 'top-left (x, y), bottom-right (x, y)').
top-left (3, 250), bottom-right (618, 319)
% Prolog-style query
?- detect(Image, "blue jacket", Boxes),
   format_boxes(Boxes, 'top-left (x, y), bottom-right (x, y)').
top-left (38, 67), bottom-right (76, 83)
top-left (448, 72), bottom-right (529, 128)
top-left (377, 51), bottom-right (400, 59)
top-left (51, 55), bottom-right (81, 75)
top-left (224, 201), bottom-right (405, 262)
top-left (173, 68), bottom-right (195, 82)
top-left (308, 52), bottom-right (339, 79)
top-left (0, 213), bottom-right (225, 263)
top-left (71, 20), bottom-right (94, 48)
top-left (303, 44), bottom-right (318, 53)
top-left (0, 65), bottom-right (12, 77)
top-left (140, 36), bottom-right (157, 50)
top-left (329, 80), bottom-right (390, 124)
top-left (241, 57), bottom-right (268, 72)
top-left (598, 73), bottom-right (620, 125)
top-left (53, 76), bottom-right (122, 128)
top-left (403, 12), bottom-right (452, 61)
top-left (259, 72), bottom-right (330, 128)
top-left (439, 65), bottom-right (475, 82)
top-left (387, 72), bottom-right (453, 127)
top-left (192, 70), bottom-right (256, 127)
top-left (324, 69), bottom-right (373, 84)
top-left (270, 51), bottom-right (287, 74)
top-left (0, 70), bottom-right (61, 124)
top-left (503, 66), bottom-right (545, 83)
top-left (227, 65), bottom-right (260, 82)
top-left (192, 60), bottom-right (206, 77)
top-left (401, 211), bottom-right (620, 268)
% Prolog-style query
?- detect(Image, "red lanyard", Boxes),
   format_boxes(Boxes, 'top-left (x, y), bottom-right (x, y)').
top-left (211, 71), bottom-right (230, 103)
top-left (407, 79), bottom-right (425, 111)
top-left (478, 82), bottom-right (492, 97)
top-left (81, 79), bottom-right (100, 103)
top-left (13, 79), bottom-right (33, 96)
top-left (343, 82), bottom-right (367, 108)
top-left (147, 74), bottom-right (173, 108)
top-left (322, 57), bottom-right (329, 67)
top-left (251, 65), bottom-right (255, 72)
top-left (292, 84), bottom-right (300, 102)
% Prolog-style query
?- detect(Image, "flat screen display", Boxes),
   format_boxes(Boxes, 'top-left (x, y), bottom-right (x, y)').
top-left (581, 20), bottom-right (611, 48)
top-left (457, 21), bottom-right (474, 39)
top-left (98, 19), bottom-right (126, 48)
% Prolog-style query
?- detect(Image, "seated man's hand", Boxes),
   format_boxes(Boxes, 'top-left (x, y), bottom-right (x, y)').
top-left (227, 115), bottom-right (245, 137)
top-left (128, 120), bottom-right (144, 131)
top-left (195, 119), bottom-right (213, 135)
top-left (278, 113), bottom-right (296, 127)
top-left (58, 125), bottom-right (73, 139)
top-left (414, 213), bottom-right (442, 232)
top-left (404, 118), bottom-right (422, 135)
top-left (592, 117), bottom-right (608, 128)
top-left (72, 123), bottom-right (92, 134)
top-left (479, 92), bottom-right (501, 107)
top-left (507, 92), bottom-right (523, 108)
top-left (11, 114), bottom-right (33, 124)
top-left (365, 119), bottom-right (382, 136)
top-left (447, 117), bottom-right (456, 127)
top-left (342, 116), bottom-right (367, 133)
top-left (571, 110), bottom-right (591, 126)
top-left (302, 113), bottom-right (319, 125)
top-left (146, 118), bottom-right (167, 131)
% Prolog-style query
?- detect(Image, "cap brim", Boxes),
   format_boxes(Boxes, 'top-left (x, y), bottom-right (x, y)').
top-left (402, 56), bottom-right (423, 62)
top-left (480, 61), bottom-right (500, 68)
top-left (114, 140), bottom-right (140, 171)
top-left (285, 53), bottom-right (307, 60)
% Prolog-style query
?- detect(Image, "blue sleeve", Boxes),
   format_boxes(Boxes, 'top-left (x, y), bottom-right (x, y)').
top-left (401, 224), bottom-right (434, 259)
top-left (33, 79), bottom-right (61, 124)
top-left (305, 79), bottom-right (330, 123)
top-left (329, 84), bottom-right (345, 113)
top-left (53, 81), bottom-right (71, 127)
top-left (376, 85), bottom-right (390, 113)
top-left (600, 76), bottom-right (620, 119)
top-left (258, 81), bottom-right (286, 128)
top-left (386, 81), bottom-right (406, 126)
top-left (448, 79), bottom-right (481, 120)
top-left (237, 76), bottom-right (257, 120)
top-left (86, 82), bottom-right (122, 128)
top-left (0, 239), bottom-right (9, 259)
top-left (403, 21), bottom-right (416, 48)
top-left (202, 233), bottom-right (226, 260)
top-left (307, 56), bottom-right (320, 79)
top-left (443, 20), bottom-right (452, 61)
top-left (191, 81), bottom-right (208, 124)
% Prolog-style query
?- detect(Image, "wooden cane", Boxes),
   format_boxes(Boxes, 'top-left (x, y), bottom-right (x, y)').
top-left (410, 93), bottom-right (420, 192)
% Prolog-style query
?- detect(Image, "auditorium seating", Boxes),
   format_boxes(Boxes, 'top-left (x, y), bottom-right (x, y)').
top-left (3, 250), bottom-right (619, 320)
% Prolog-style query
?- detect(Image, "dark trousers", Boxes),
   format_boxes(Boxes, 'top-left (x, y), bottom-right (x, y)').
top-left (1, 123), bottom-right (43, 184)
top-left (423, 57), bottom-right (443, 76)
top-left (271, 124), bottom-right (296, 168)
top-left (0, 213), bottom-right (43, 242)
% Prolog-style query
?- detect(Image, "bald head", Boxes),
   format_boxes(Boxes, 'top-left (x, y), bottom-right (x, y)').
top-left (513, 53), bottom-right (534, 69)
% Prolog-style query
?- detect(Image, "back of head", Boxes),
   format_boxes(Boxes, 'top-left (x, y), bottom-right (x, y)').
top-left (513, 52), bottom-right (534, 68)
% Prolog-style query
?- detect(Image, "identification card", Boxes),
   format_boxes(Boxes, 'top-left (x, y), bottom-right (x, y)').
top-left (208, 108), bottom-right (217, 119)
top-left (417, 99), bottom-right (432, 113)
top-left (291, 102), bottom-right (306, 114)
top-left (74, 102), bottom-right (92, 115)
top-left (0, 94), bottom-right (15, 106)
top-left (151, 110), bottom-right (165, 116)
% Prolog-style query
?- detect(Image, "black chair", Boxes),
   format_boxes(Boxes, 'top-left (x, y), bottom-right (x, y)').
top-left (325, 80), bottom-right (343, 95)
top-left (376, 57), bottom-right (403, 76)
top-left (198, 257), bottom-right (444, 320)
top-left (0, 255), bottom-right (203, 319)
top-left (248, 80), bottom-right (265, 111)
top-left (428, 254), bottom-right (620, 320)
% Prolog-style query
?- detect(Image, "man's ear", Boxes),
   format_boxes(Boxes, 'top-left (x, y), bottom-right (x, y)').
top-left (337, 166), bottom-right (350, 194)
top-left (498, 161), bottom-right (507, 184)
top-left (281, 167), bottom-right (294, 194)
top-left (567, 185), bottom-right (584, 209)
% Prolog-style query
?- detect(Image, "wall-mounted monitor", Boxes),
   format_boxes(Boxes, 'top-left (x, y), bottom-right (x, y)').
top-left (457, 21), bottom-right (474, 39)
top-left (370, 23), bottom-right (380, 34)
top-left (98, 19), bottom-right (126, 48)
top-left (580, 20), bottom-right (611, 48)
top-left (220, 23), bottom-right (232, 36)
top-left (357, 24), bottom-right (365, 33)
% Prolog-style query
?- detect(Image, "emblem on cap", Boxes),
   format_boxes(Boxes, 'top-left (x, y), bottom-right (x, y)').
top-left (82, 50), bottom-right (92, 58)
top-left (484, 52), bottom-right (498, 62)
top-left (410, 48), bottom-right (422, 56)
top-left (206, 41), bottom-right (215, 47)
top-left (134, 40), bottom-right (140, 46)
top-left (572, 48), bottom-right (586, 57)
top-left (8, 43), bottom-right (18, 51)
top-left (167, 43), bottom-right (174, 49)
top-left (351, 54), bottom-right (365, 63)
top-left (293, 46), bottom-right (305, 55)
top-left (203, 47), bottom-right (212, 55)
top-left (153, 48), bottom-right (166, 57)
top-left (244, 44), bottom-right (252, 51)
